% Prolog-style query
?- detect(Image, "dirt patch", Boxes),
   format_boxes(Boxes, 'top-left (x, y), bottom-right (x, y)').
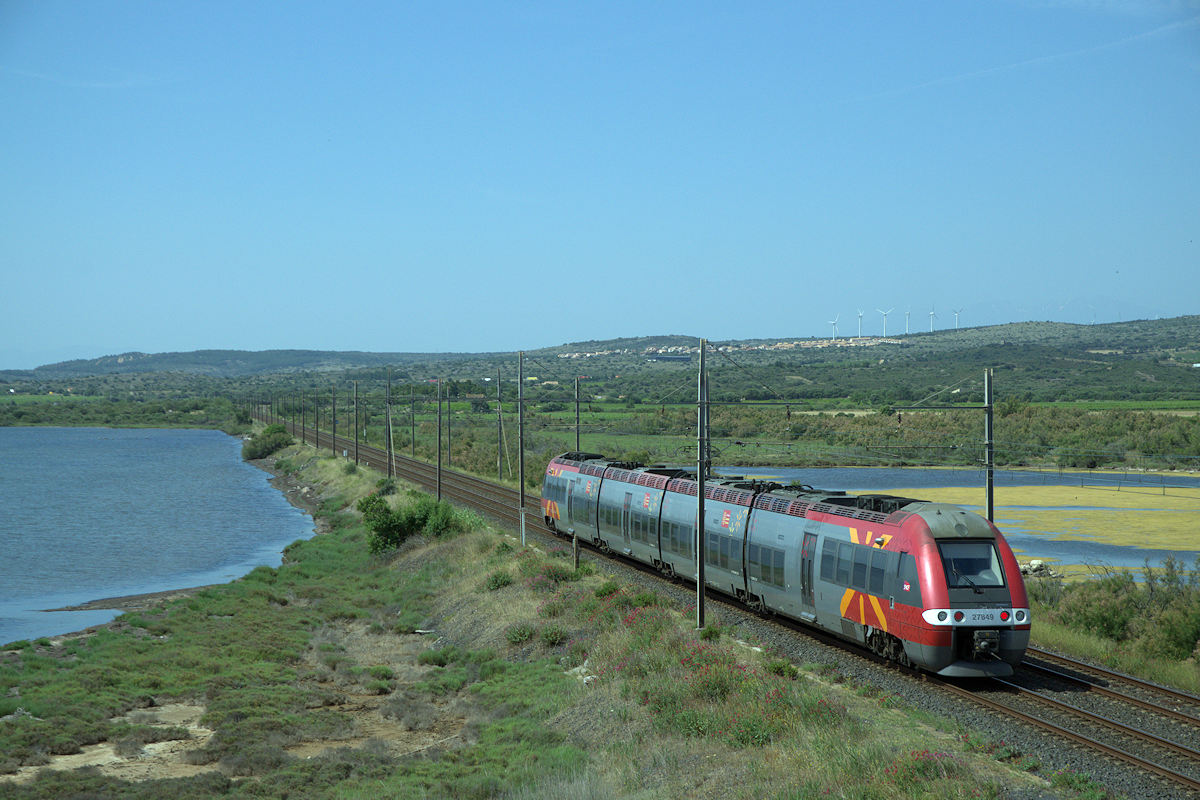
top-left (3, 703), bottom-right (214, 785)
top-left (294, 622), bottom-right (468, 760)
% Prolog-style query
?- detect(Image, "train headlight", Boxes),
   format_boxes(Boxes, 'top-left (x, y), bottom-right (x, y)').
top-left (953, 611), bottom-right (964, 623)
top-left (1015, 610), bottom-right (1026, 623)
top-left (937, 611), bottom-right (948, 622)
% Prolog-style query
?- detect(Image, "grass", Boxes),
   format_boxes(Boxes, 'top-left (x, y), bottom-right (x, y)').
top-left (0, 443), bottom-right (1110, 798)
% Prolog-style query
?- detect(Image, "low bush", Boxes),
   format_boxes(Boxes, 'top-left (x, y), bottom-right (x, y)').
top-left (357, 494), bottom-right (470, 554)
top-left (1036, 557), bottom-right (1200, 666)
top-left (485, 570), bottom-right (513, 591)
top-left (242, 424), bottom-right (293, 460)
top-left (505, 622), bottom-right (536, 645)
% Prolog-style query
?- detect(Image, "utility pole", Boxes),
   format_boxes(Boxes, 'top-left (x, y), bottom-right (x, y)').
top-left (575, 376), bottom-right (581, 452)
top-left (353, 381), bottom-right (359, 465)
top-left (385, 373), bottom-right (393, 479)
top-left (518, 351), bottom-right (525, 511)
top-left (436, 379), bottom-right (442, 501)
top-left (497, 368), bottom-right (503, 480)
top-left (410, 386), bottom-right (416, 458)
top-left (985, 367), bottom-right (995, 522)
top-left (696, 338), bottom-right (707, 630)
top-left (331, 385), bottom-right (337, 455)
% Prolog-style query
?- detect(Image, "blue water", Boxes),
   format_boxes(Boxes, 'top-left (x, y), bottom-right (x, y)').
top-left (0, 428), bottom-right (314, 645)
top-left (717, 465), bottom-right (1200, 572)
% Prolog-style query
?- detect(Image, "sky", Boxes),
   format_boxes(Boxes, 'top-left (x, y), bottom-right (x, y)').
top-left (2, 1), bottom-right (1198, 369)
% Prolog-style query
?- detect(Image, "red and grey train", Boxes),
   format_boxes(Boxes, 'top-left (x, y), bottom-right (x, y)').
top-left (542, 452), bottom-right (1029, 677)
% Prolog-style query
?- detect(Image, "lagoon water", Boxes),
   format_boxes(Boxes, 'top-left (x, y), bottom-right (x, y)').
top-left (0, 428), bottom-right (314, 645)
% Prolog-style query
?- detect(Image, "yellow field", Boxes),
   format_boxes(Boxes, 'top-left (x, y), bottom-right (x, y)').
top-left (880, 484), bottom-right (1200, 558)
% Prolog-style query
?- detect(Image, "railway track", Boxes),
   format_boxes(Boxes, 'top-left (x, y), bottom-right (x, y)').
top-left (256, 413), bottom-right (1200, 796)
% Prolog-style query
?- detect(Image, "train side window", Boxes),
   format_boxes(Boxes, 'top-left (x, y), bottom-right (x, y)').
top-left (851, 546), bottom-right (869, 591)
top-left (868, 549), bottom-right (890, 595)
top-left (748, 543), bottom-right (761, 580)
top-left (835, 542), bottom-right (852, 586)
top-left (820, 538), bottom-right (837, 581)
top-left (772, 548), bottom-right (785, 587)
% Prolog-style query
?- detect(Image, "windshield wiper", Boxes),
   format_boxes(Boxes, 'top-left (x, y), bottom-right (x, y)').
top-left (951, 563), bottom-right (983, 594)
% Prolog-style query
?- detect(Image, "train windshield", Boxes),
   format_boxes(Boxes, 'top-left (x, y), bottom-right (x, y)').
top-left (938, 540), bottom-right (1004, 589)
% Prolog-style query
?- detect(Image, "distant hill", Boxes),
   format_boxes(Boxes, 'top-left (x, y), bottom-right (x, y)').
top-left (0, 348), bottom-right (495, 380)
top-left (3, 317), bottom-right (1198, 400)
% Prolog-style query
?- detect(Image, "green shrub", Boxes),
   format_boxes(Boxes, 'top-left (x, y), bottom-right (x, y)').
top-left (540, 625), bottom-right (570, 648)
top-left (595, 581), bottom-right (619, 598)
top-left (241, 426), bottom-right (293, 460)
top-left (357, 493), bottom-right (469, 554)
top-left (632, 590), bottom-right (660, 607)
top-left (485, 571), bottom-right (513, 591)
top-left (1052, 572), bottom-right (1139, 641)
top-left (505, 623), bottom-right (536, 645)
top-left (765, 659), bottom-right (799, 680)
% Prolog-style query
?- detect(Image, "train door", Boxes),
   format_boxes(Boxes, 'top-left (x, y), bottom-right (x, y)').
top-left (801, 532), bottom-right (817, 607)
top-left (622, 492), bottom-right (633, 549)
top-left (565, 480), bottom-right (576, 533)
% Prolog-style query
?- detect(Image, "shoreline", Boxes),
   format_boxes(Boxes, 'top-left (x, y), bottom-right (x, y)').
top-left (27, 449), bottom-right (323, 634)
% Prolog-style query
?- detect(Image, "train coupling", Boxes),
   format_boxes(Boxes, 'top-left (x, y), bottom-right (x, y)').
top-left (971, 629), bottom-right (1000, 657)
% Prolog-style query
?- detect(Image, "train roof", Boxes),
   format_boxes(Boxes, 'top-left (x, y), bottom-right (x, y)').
top-left (548, 452), bottom-right (933, 526)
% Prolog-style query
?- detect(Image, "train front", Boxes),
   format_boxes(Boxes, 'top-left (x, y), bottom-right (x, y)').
top-left (904, 503), bottom-right (1030, 677)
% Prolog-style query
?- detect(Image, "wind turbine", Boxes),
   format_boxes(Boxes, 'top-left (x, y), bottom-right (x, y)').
top-left (905, 309), bottom-right (911, 335)
top-left (856, 309), bottom-right (865, 337)
top-left (929, 307), bottom-right (937, 333)
top-left (828, 314), bottom-right (840, 340)
top-left (877, 308), bottom-right (893, 337)
top-left (953, 309), bottom-right (963, 330)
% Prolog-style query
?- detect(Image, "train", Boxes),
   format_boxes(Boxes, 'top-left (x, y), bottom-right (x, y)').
top-left (542, 452), bottom-right (1029, 677)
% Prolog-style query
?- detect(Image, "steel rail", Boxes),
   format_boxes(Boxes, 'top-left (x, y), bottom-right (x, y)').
top-left (991, 678), bottom-right (1200, 763)
top-left (1025, 645), bottom-right (1200, 709)
top-left (1017, 660), bottom-right (1200, 728)
top-left (935, 679), bottom-right (1200, 795)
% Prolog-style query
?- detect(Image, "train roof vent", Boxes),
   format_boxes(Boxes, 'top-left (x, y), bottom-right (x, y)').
top-left (810, 501), bottom-right (891, 524)
top-left (786, 501), bottom-right (812, 518)
top-left (754, 495), bottom-right (792, 513)
top-left (668, 479), bottom-right (698, 496)
top-left (634, 472), bottom-right (668, 489)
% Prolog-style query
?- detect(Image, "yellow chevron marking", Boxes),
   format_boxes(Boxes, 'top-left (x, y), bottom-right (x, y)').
top-left (872, 533), bottom-right (893, 549)
top-left (840, 588), bottom-right (855, 617)
top-left (869, 595), bottom-right (888, 633)
top-left (849, 527), bottom-right (859, 545)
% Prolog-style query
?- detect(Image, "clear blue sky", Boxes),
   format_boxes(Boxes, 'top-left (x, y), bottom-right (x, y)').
top-left (2, 1), bottom-right (1197, 369)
